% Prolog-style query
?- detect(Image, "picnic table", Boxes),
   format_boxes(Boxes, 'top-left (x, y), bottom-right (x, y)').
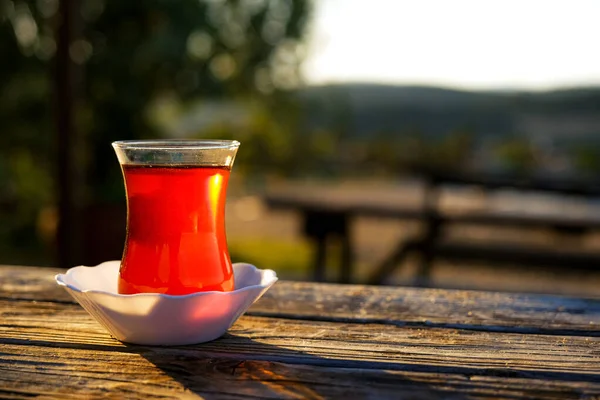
top-left (2, 264), bottom-right (599, 399)
top-left (265, 173), bottom-right (600, 285)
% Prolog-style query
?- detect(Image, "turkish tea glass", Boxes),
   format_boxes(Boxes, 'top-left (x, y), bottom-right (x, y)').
top-left (112, 140), bottom-right (239, 295)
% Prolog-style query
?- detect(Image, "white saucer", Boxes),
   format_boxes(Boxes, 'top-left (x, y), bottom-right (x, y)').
top-left (55, 261), bottom-right (278, 346)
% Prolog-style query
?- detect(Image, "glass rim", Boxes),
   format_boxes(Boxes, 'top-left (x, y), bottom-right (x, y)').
top-left (112, 139), bottom-right (240, 150)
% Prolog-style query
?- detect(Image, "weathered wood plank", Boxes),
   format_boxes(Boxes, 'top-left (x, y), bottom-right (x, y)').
top-left (2, 344), bottom-right (598, 400)
top-left (0, 265), bottom-right (70, 303)
top-left (2, 300), bottom-right (599, 378)
top-left (2, 266), bottom-right (599, 336)
top-left (2, 265), bottom-right (600, 399)
top-left (2, 305), bottom-right (600, 399)
top-left (256, 282), bottom-right (600, 336)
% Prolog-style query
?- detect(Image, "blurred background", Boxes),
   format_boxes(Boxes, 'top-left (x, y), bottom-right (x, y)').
top-left (2, 0), bottom-right (600, 297)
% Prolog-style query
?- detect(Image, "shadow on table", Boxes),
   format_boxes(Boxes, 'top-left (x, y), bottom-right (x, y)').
top-left (2, 334), bottom-right (600, 399)
top-left (3, 336), bottom-right (597, 399)
top-left (126, 334), bottom-right (450, 399)
top-left (127, 333), bottom-right (597, 400)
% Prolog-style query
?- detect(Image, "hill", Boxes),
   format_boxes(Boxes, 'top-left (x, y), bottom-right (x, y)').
top-left (298, 83), bottom-right (600, 142)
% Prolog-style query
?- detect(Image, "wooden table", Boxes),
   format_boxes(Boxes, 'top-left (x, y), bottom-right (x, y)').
top-left (2, 265), bottom-right (599, 399)
top-left (265, 177), bottom-right (600, 285)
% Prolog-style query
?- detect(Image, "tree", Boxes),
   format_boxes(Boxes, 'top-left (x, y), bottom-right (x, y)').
top-left (0, 0), bottom-right (311, 262)
top-left (80, 0), bottom-right (310, 199)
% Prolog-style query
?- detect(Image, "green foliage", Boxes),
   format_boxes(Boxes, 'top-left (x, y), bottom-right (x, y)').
top-left (361, 129), bottom-right (475, 176)
top-left (570, 142), bottom-right (600, 176)
top-left (80, 0), bottom-right (310, 199)
top-left (228, 237), bottom-right (310, 279)
top-left (192, 96), bottom-right (294, 177)
top-left (0, 0), bottom-right (311, 259)
top-left (0, 1), bottom-right (54, 254)
top-left (494, 138), bottom-right (537, 174)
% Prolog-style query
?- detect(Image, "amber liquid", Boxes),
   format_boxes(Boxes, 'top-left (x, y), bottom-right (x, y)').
top-left (118, 165), bottom-right (234, 295)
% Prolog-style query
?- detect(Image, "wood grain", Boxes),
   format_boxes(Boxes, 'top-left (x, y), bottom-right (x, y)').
top-left (256, 282), bottom-right (600, 336)
top-left (3, 266), bottom-right (599, 336)
top-left (2, 305), bottom-right (600, 399)
top-left (2, 346), bottom-right (598, 400)
top-left (2, 265), bottom-right (600, 399)
top-left (0, 265), bottom-right (70, 303)
top-left (2, 300), bottom-right (599, 378)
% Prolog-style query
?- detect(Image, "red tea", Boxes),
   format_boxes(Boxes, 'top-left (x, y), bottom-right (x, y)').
top-left (118, 165), bottom-right (234, 295)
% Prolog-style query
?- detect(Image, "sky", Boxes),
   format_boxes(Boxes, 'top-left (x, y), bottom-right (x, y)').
top-left (302, 0), bottom-right (600, 90)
